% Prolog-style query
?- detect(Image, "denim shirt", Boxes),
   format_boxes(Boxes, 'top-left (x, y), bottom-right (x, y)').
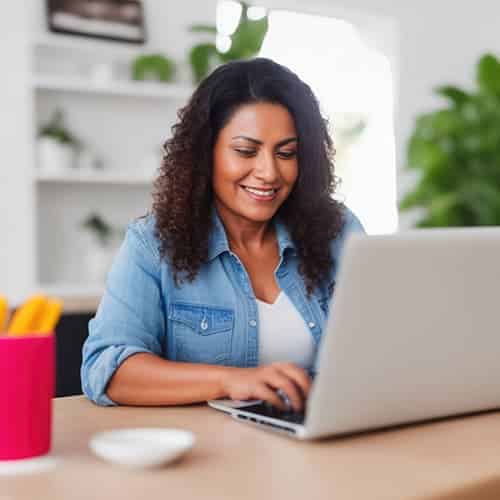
top-left (81, 206), bottom-right (364, 406)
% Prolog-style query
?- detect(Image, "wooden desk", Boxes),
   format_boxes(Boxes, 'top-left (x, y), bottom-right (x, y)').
top-left (3, 396), bottom-right (500, 500)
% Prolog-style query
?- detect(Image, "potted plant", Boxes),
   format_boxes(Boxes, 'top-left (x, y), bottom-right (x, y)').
top-left (400, 53), bottom-right (500, 227)
top-left (131, 54), bottom-right (176, 82)
top-left (81, 214), bottom-right (123, 284)
top-left (38, 109), bottom-right (79, 173)
top-left (188, 1), bottom-right (268, 82)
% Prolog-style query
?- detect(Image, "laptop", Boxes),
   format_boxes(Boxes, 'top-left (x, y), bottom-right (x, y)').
top-left (208, 228), bottom-right (500, 439)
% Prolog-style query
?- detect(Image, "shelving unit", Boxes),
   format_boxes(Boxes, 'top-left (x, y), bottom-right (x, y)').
top-left (0, 0), bottom-right (219, 304)
top-left (31, 30), bottom-right (192, 299)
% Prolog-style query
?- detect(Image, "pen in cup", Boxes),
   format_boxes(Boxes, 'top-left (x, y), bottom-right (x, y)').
top-left (0, 295), bottom-right (7, 333)
top-left (2, 294), bottom-right (63, 336)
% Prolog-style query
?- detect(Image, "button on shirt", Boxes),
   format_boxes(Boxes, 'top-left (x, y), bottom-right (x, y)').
top-left (81, 206), bottom-right (365, 406)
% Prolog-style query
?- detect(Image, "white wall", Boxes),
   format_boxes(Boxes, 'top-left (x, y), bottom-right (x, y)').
top-left (0, 3), bottom-right (35, 303)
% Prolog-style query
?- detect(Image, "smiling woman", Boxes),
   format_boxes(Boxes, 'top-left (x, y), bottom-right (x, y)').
top-left (81, 58), bottom-right (364, 412)
top-left (214, 102), bottom-right (298, 219)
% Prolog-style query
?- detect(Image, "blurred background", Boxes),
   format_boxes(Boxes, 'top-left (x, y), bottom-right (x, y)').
top-left (2, 1), bottom-right (500, 394)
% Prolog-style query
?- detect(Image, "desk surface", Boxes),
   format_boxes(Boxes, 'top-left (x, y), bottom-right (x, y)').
top-left (3, 396), bottom-right (500, 500)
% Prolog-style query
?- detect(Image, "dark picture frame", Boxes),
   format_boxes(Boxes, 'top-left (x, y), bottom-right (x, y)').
top-left (46, 0), bottom-right (146, 44)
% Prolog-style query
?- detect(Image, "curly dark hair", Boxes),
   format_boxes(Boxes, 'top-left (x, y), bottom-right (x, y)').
top-left (153, 57), bottom-right (345, 295)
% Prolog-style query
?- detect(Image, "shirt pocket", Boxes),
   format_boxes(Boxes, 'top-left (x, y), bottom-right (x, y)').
top-left (168, 302), bottom-right (234, 365)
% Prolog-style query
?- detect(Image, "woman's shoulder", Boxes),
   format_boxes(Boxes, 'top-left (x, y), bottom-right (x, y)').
top-left (340, 205), bottom-right (365, 235)
top-left (330, 205), bottom-right (365, 260)
top-left (126, 213), bottom-right (162, 264)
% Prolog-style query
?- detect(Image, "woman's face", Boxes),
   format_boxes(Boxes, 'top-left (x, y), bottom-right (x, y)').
top-left (212, 102), bottom-right (299, 224)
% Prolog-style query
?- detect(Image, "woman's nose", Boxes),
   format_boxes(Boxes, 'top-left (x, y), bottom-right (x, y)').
top-left (254, 151), bottom-right (279, 183)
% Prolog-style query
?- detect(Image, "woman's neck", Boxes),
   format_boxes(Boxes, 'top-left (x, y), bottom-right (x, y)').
top-left (215, 202), bottom-right (275, 253)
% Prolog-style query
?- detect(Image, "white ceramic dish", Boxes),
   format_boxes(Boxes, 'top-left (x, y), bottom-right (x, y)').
top-left (89, 428), bottom-right (195, 468)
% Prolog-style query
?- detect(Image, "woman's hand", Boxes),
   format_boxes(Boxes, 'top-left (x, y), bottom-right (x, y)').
top-left (221, 362), bottom-right (312, 411)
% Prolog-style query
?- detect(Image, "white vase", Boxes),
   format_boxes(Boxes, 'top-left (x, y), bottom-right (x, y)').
top-left (38, 137), bottom-right (75, 173)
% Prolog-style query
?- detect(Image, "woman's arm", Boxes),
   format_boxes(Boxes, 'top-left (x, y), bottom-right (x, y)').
top-left (107, 353), bottom-right (311, 411)
top-left (81, 219), bottom-right (167, 406)
top-left (106, 353), bottom-right (227, 405)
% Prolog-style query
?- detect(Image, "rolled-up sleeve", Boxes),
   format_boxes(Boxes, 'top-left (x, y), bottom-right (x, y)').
top-left (81, 220), bottom-right (166, 406)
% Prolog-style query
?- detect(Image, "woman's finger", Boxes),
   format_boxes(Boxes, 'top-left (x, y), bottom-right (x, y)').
top-left (253, 383), bottom-right (287, 410)
top-left (265, 372), bottom-right (304, 411)
top-left (274, 363), bottom-right (312, 399)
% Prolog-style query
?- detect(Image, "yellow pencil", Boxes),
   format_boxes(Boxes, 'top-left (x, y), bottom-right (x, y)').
top-left (35, 299), bottom-right (63, 335)
top-left (0, 295), bottom-right (8, 333)
top-left (7, 295), bottom-right (49, 337)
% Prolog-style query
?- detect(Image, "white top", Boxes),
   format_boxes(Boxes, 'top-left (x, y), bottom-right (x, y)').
top-left (257, 291), bottom-right (316, 369)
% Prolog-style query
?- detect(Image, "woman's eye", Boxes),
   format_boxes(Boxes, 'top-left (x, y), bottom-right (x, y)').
top-left (235, 148), bottom-right (256, 157)
top-left (277, 150), bottom-right (297, 159)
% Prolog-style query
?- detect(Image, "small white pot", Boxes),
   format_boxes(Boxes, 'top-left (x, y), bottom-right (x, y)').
top-left (38, 137), bottom-right (75, 173)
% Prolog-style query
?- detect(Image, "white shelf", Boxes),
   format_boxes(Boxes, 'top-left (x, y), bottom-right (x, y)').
top-left (35, 170), bottom-right (155, 186)
top-left (37, 282), bottom-right (104, 298)
top-left (33, 33), bottom-right (160, 59)
top-left (33, 74), bottom-right (194, 100)
top-left (34, 282), bottom-right (104, 313)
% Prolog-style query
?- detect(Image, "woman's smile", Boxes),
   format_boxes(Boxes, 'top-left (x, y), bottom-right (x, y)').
top-left (240, 185), bottom-right (281, 202)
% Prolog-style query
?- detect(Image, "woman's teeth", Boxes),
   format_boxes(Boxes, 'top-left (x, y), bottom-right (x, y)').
top-left (243, 187), bottom-right (276, 196)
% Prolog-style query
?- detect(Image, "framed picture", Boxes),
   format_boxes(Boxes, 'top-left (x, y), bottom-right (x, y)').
top-left (46, 0), bottom-right (146, 44)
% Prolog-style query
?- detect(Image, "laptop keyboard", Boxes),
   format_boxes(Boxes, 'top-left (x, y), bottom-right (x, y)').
top-left (236, 371), bottom-right (315, 426)
top-left (241, 402), bottom-right (305, 425)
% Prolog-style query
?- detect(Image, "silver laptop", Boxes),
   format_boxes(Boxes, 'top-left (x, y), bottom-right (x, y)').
top-left (208, 228), bottom-right (500, 439)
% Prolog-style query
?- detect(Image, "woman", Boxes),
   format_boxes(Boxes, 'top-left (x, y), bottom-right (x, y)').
top-left (81, 58), bottom-right (364, 412)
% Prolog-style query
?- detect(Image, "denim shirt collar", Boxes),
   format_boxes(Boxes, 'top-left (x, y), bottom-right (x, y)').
top-left (207, 206), bottom-right (296, 261)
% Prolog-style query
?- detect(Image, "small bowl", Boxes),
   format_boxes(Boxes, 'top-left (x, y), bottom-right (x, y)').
top-left (89, 428), bottom-right (195, 468)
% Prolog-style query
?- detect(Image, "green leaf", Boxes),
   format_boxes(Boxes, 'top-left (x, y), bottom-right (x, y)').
top-left (426, 193), bottom-right (461, 225)
top-left (81, 214), bottom-right (113, 246)
top-left (189, 43), bottom-right (219, 82)
top-left (189, 24), bottom-right (218, 34)
top-left (406, 133), bottom-right (448, 171)
top-left (219, 6), bottom-right (268, 62)
top-left (187, 3), bottom-right (268, 71)
top-left (477, 53), bottom-right (500, 95)
top-left (39, 108), bottom-right (79, 145)
top-left (399, 186), bottom-right (427, 210)
top-left (226, 17), bottom-right (268, 60)
top-left (435, 85), bottom-right (469, 107)
top-left (132, 54), bottom-right (175, 82)
top-left (457, 181), bottom-right (500, 225)
top-left (399, 171), bottom-right (443, 210)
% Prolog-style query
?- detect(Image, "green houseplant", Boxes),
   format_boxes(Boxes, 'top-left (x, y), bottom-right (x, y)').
top-left (131, 54), bottom-right (175, 82)
top-left (39, 109), bottom-right (79, 145)
top-left (188, 1), bottom-right (268, 82)
top-left (81, 213), bottom-right (115, 247)
top-left (38, 108), bottom-right (80, 173)
top-left (400, 53), bottom-right (500, 227)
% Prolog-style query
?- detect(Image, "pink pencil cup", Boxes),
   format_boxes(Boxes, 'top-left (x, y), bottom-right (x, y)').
top-left (0, 334), bottom-right (55, 460)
